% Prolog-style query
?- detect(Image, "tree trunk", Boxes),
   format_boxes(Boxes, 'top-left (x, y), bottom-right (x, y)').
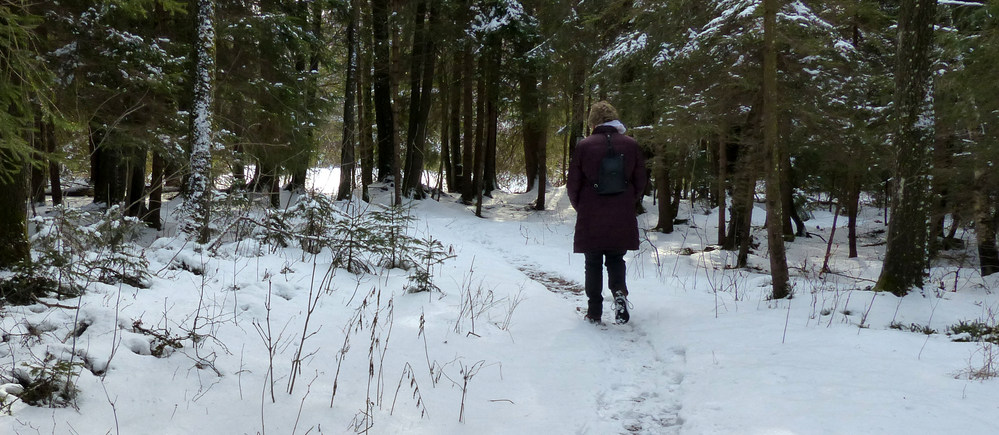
top-left (781, 153), bottom-right (805, 237)
top-left (473, 53), bottom-right (487, 216)
top-left (440, 63), bottom-right (453, 193)
top-left (459, 41), bottom-right (476, 204)
top-left (727, 136), bottom-right (757, 267)
top-left (337, 2), bottom-right (359, 201)
top-left (0, 151), bottom-right (29, 268)
top-left (45, 117), bottom-right (62, 206)
top-left (976, 207), bottom-right (999, 277)
top-left (483, 47), bottom-right (500, 196)
top-left (725, 134), bottom-right (756, 261)
top-left (519, 54), bottom-right (539, 193)
top-left (30, 114), bottom-right (45, 205)
top-left (973, 169), bottom-right (999, 276)
top-left (402, 0), bottom-right (428, 198)
top-left (846, 175), bottom-right (860, 258)
top-left (717, 129), bottom-right (727, 246)
top-left (654, 155), bottom-right (674, 233)
top-left (92, 140), bottom-right (126, 207)
top-left (126, 147), bottom-right (147, 217)
top-left (874, 0), bottom-right (937, 296)
top-left (146, 151), bottom-right (164, 230)
top-left (402, 0), bottom-right (438, 199)
top-left (371, 0), bottom-right (395, 183)
top-left (358, 0), bottom-right (375, 201)
top-left (448, 55), bottom-right (463, 193)
top-left (186, 0), bottom-right (216, 244)
top-left (535, 76), bottom-right (548, 211)
top-left (567, 60), bottom-right (586, 181)
top-left (763, 0), bottom-right (789, 299)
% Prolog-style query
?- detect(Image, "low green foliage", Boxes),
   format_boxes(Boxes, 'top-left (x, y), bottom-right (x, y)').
top-left (948, 320), bottom-right (999, 345)
top-left (0, 271), bottom-right (63, 306)
top-left (405, 237), bottom-right (455, 293)
top-left (889, 321), bottom-right (937, 335)
top-left (29, 205), bottom-right (150, 289)
top-left (10, 358), bottom-right (81, 408)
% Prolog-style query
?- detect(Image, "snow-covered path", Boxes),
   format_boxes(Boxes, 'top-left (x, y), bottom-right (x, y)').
top-left (512, 262), bottom-right (685, 434)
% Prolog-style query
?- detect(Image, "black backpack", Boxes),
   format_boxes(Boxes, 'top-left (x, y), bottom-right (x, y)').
top-left (593, 133), bottom-right (627, 195)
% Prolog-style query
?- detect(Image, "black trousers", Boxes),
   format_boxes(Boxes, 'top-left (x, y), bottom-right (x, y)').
top-left (583, 250), bottom-right (628, 317)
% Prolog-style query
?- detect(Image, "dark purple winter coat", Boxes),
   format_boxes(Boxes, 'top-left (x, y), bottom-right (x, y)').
top-left (567, 125), bottom-right (648, 254)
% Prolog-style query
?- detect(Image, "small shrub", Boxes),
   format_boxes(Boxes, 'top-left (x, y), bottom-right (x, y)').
top-left (11, 358), bottom-right (82, 408)
top-left (948, 320), bottom-right (999, 344)
top-left (0, 270), bottom-right (65, 306)
top-left (291, 191), bottom-right (339, 254)
top-left (30, 205), bottom-right (150, 290)
top-left (254, 210), bottom-right (293, 253)
top-left (889, 321), bottom-right (936, 335)
top-left (405, 237), bottom-right (454, 293)
top-left (368, 205), bottom-right (418, 269)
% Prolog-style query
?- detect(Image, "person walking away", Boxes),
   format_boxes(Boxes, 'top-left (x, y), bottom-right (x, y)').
top-left (567, 101), bottom-right (647, 324)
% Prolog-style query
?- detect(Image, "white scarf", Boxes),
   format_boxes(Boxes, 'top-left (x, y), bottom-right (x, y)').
top-left (598, 120), bottom-right (627, 134)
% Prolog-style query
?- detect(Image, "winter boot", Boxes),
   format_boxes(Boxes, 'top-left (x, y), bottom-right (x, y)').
top-left (613, 293), bottom-right (630, 324)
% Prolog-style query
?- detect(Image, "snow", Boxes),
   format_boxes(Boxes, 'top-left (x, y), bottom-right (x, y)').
top-left (3, 180), bottom-right (999, 434)
top-left (597, 32), bottom-right (649, 67)
top-left (939, 1), bottom-right (986, 6)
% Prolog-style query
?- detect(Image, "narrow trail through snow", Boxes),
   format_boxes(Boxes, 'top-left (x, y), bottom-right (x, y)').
top-left (512, 259), bottom-right (685, 434)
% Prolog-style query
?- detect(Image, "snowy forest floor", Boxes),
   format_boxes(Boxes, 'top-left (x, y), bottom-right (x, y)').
top-left (2, 173), bottom-right (999, 435)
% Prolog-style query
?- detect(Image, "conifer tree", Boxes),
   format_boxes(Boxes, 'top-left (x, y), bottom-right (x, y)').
top-left (874, 0), bottom-right (938, 296)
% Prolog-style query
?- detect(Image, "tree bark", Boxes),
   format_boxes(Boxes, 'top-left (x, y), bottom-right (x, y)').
top-left (975, 207), bottom-right (999, 277)
top-left (146, 151), bottom-right (164, 230)
top-left (483, 47), bottom-right (500, 196)
top-left (45, 117), bottom-right (62, 206)
top-left (440, 63), bottom-right (453, 193)
top-left (371, 0), bottom-right (395, 183)
top-left (0, 151), bottom-right (29, 268)
top-left (460, 42), bottom-right (476, 204)
top-left (973, 168), bottom-right (999, 276)
top-left (654, 153), bottom-right (674, 233)
top-left (448, 55), bottom-right (463, 193)
top-left (517, 33), bottom-right (547, 208)
top-left (357, 0), bottom-right (375, 201)
top-left (92, 128), bottom-right (126, 208)
top-left (473, 53), bottom-right (487, 216)
top-left (126, 147), bottom-right (147, 217)
top-left (186, 0), bottom-right (216, 244)
top-left (30, 114), bottom-right (45, 205)
top-left (402, 0), bottom-right (438, 199)
top-left (717, 128), bottom-right (727, 246)
top-left (535, 76), bottom-right (548, 211)
top-left (337, 1), bottom-right (359, 201)
top-left (874, 0), bottom-right (937, 296)
top-left (763, 0), bottom-right (789, 299)
top-left (846, 175), bottom-right (860, 258)
top-left (519, 53), bottom-right (540, 193)
top-left (566, 60), bottom-right (586, 181)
